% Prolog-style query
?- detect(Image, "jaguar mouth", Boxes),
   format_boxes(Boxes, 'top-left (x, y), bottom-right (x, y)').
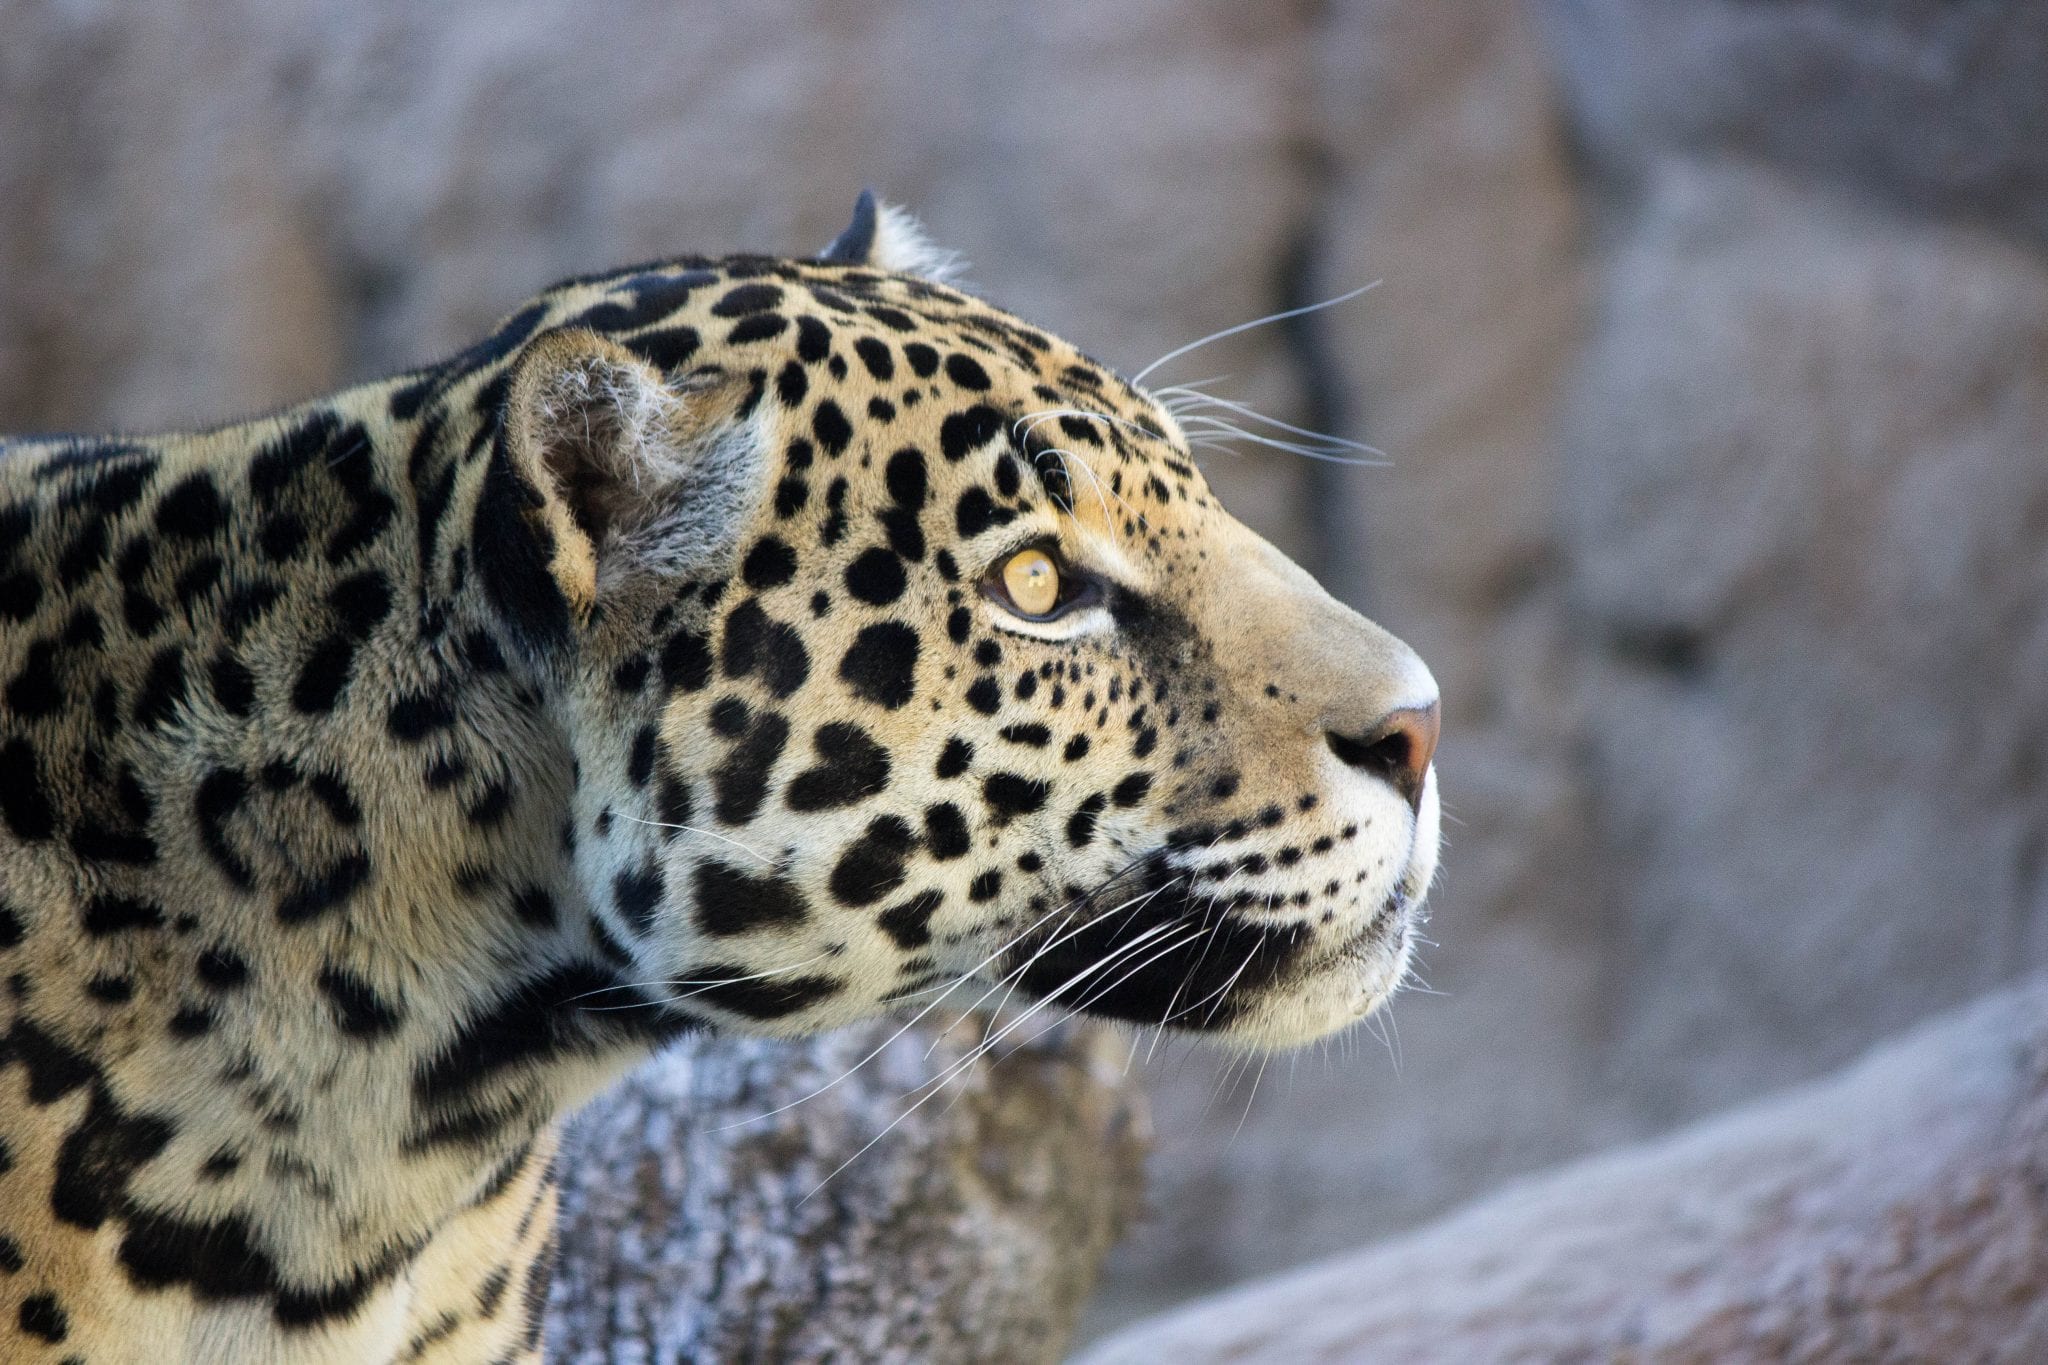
top-left (999, 845), bottom-right (1425, 1042)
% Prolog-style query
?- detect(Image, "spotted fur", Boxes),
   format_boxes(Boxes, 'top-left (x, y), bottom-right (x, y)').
top-left (0, 196), bottom-right (1440, 1362)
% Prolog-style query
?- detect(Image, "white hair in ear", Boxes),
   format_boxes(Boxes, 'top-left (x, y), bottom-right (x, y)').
top-left (867, 200), bottom-right (969, 285)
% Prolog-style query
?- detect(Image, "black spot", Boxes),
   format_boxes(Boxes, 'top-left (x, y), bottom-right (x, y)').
top-left (567, 269), bottom-right (713, 331)
top-left (10, 1019), bottom-right (94, 1102)
top-left (722, 600), bottom-right (811, 698)
top-left (794, 315), bottom-right (833, 363)
top-left (1113, 773), bottom-right (1154, 807)
top-left (612, 654), bottom-right (652, 694)
top-left (6, 640), bottom-right (63, 719)
top-left (694, 861), bottom-right (810, 936)
top-left (82, 895), bottom-right (164, 937)
top-left (87, 974), bottom-right (133, 1003)
top-left (0, 570), bottom-right (41, 621)
top-left (773, 474), bottom-right (809, 517)
top-left (474, 443), bottom-right (572, 651)
top-left (328, 569), bottom-right (393, 639)
top-left (208, 649), bottom-right (256, 717)
top-left (936, 737), bottom-right (974, 779)
top-left (510, 886), bottom-right (557, 931)
top-left (168, 1004), bottom-right (216, 1038)
top-left (947, 607), bottom-right (972, 644)
top-left (966, 677), bottom-right (1002, 714)
top-left (387, 688), bottom-right (457, 742)
top-left (983, 773), bottom-right (1050, 821)
top-left (844, 547), bottom-right (907, 605)
top-left (903, 342), bottom-right (940, 377)
top-left (628, 725), bottom-right (659, 788)
top-left (813, 399), bottom-right (854, 457)
top-left (712, 283), bottom-right (783, 316)
top-left (885, 447), bottom-right (928, 506)
top-left (17, 1292), bottom-right (67, 1342)
top-left (710, 709), bottom-right (789, 825)
top-left (660, 628), bottom-right (714, 692)
top-left (626, 325), bottom-right (702, 371)
top-left (742, 537), bottom-right (799, 589)
top-left (727, 313), bottom-right (788, 344)
top-left (994, 453), bottom-right (1022, 497)
top-left (318, 965), bottom-right (404, 1040)
top-left (878, 889), bottom-right (943, 949)
top-left (1000, 723), bottom-right (1051, 747)
top-left (839, 622), bottom-right (919, 709)
top-left (465, 780), bottom-right (514, 828)
top-left (686, 964), bottom-right (841, 1020)
top-left (154, 473), bottom-right (227, 539)
top-left (613, 862), bottom-right (665, 936)
top-left (939, 405), bottom-right (1003, 461)
top-left (123, 644), bottom-right (183, 730)
top-left (854, 336), bottom-right (896, 380)
top-left (57, 520), bottom-right (109, 588)
top-left (197, 946), bottom-right (249, 990)
top-left (829, 815), bottom-right (918, 907)
top-left (923, 803), bottom-right (971, 860)
top-left (290, 634), bottom-right (359, 714)
top-left (194, 768), bottom-right (255, 890)
top-left (277, 852), bottom-right (372, 925)
top-left (1063, 734), bottom-right (1091, 761)
top-left (955, 487), bottom-right (1015, 538)
top-left (773, 359), bottom-right (811, 409)
top-left (787, 722), bottom-right (892, 811)
top-left (1067, 793), bottom-right (1108, 847)
top-left (968, 869), bottom-right (1003, 901)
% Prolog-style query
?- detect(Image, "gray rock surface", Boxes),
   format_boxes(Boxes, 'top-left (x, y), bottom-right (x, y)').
top-left (548, 1016), bottom-right (1146, 1364)
top-left (1079, 974), bottom-right (2048, 1364)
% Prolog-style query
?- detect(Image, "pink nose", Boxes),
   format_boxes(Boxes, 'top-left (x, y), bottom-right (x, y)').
top-left (1325, 701), bottom-right (1440, 810)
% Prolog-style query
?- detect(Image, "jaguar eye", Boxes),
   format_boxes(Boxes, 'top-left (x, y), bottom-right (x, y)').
top-left (1000, 547), bottom-right (1061, 617)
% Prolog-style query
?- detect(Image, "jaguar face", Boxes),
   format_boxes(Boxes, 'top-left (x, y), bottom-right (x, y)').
top-left (507, 205), bottom-right (1438, 1051)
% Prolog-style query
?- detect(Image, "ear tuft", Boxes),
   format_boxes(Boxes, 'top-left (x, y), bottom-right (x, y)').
top-left (818, 191), bottom-right (967, 285)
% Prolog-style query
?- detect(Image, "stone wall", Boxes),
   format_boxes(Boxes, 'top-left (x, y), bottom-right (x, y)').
top-left (4, 0), bottom-right (2043, 1340)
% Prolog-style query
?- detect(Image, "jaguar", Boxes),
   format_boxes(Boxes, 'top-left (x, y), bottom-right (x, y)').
top-left (0, 194), bottom-right (1439, 1362)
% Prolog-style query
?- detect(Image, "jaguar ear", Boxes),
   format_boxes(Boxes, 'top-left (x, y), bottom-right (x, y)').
top-left (495, 329), bottom-right (759, 624)
top-left (819, 189), bottom-right (965, 283)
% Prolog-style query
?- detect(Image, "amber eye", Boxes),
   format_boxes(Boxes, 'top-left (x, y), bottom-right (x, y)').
top-left (1000, 547), bottom-right (1062, 617)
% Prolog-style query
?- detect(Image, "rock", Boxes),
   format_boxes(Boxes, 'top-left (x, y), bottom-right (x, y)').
top-left (1077, 974), bottom-right (2048, 1364)
top-left (1559, 157), bottom-right (2048, 1122)
top-left (1533, 0), bottom-right (2048, 243)
top-left (548, 1015), bottom-right (1148, 1364)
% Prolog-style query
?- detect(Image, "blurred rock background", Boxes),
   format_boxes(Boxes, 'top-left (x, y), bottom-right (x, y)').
top-left (3, 0), bottom-right (2044, 1341)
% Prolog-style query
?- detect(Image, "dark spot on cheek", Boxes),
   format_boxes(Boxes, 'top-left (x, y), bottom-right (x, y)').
top-left (877, 890), bottom-right (942, 949)
top-left (983, 773), bottom-right (1049, 821)
top-left (613, 861), bottom-right (665, 936)
top-left (923, 803), bottom-right (971, 859)
top-left (839, 622), bottom-right (920, 709)
top-left (710, 710), bottom-right (789, 825)
top-left (695, 861), bottom-right (809, 936)
top-left (741, 537), bottom-right (799, 590)
top-left (786, 722), bottom-right (892, 811)
top-left (844, 548), bottom-right (908, 606)
top-left (1067, 793), bottom-right (1107, 847)
top-left (936, 738), bottom-right (974, 779)
top-left (829, 816), bottom-right (918, 906)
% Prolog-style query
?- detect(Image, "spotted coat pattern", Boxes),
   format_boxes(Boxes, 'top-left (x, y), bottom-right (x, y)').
top-left (0, 199), bottom-right (1440, 1362)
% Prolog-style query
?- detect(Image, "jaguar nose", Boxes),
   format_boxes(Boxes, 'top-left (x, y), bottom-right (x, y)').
top-left (1325, 700), bottom-right (1440, 810)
